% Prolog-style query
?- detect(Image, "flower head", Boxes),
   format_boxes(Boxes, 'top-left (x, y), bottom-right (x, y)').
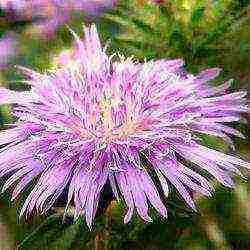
top-left (0, 0), bottom-right (117, 37)
top-left (0, 33), bottom-right (18, 69)
top-left (0, 24), bottom-right (249, 228)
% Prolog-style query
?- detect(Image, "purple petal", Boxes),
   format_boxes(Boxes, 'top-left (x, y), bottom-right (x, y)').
top-left (20, 159), bottom-right (75, 218)
top-left (0, 88), bottom-right (35, 105)
top-left (85, 169), bottom-right (108, 229)
top-left (126, 170), bottom-right (152, 222)
top-left (156, 161), bottom-right (197, 210)
top-left (0, 123), bottom-right (43, 146)
top-left (139, 170), bottom-right (168, 218)
top-left (115, 171), bottom-right (135, 224)
top-left (196, 68), bottom-right (222, 83)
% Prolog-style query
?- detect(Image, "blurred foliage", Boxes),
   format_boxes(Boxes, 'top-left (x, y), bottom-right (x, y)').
top-left (102, 0), bottom-right (250, 74)
top-left (1, 181), bottom-right (250, 249)
top-left (0, 0), bottom-right (250, 249)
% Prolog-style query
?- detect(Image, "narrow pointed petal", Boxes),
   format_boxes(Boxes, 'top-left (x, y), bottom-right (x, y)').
top-left (156, 163), bottom-right (197, 210)
top-left (139, 169), bottom-right (168, 218)
top-left (85, 170), bottom-right (108, 229)
top-left (0, 88), bottom-right (35, 105)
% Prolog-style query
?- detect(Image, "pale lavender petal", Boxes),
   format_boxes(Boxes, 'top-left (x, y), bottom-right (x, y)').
top-left (85, 169), bottom-right (108, 228)
top-left (108, 174), bottom-right (120, 201)
top-left (20, 160), bottom-right (74, 217)
top-left (156, 161), bottom-right (197, 210)
top-left (115, 171), bottom-right (135, 224)
top-left (195, 68), bottom-right (222, 83)
top-left (126, 170), bottom-right (152, 222)
top-left (0, 123), bottom-right (43, 145)
top-left (139, 170), bottom-right (168, 218)
top-left (0, 88), bottom-right (35, 105)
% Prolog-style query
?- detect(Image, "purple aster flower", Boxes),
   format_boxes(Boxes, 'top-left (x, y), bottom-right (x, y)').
top-left (0, 33), bottom-right (18, 69)
top-left (0, 24), bottom-right (249, 229)
top-left (0, 0), bottom-right (117, 37)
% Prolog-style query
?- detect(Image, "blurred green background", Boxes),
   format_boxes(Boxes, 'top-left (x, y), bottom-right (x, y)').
top-left (0, 1), bottom-right (249, 249)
